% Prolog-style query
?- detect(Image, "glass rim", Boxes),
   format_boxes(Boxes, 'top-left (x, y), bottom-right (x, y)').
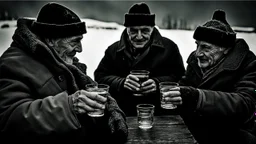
top-left (136, 104), bottom-right (155, 109)
top-left (159, 82), bottom-right (179, 86)
top-left (85, 83), bottom-right (109, 88)
top-left (130, 70), bottom-right (150, 74)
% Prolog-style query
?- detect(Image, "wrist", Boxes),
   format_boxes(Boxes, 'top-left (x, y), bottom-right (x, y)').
top-left (180, 86), bottom-right (199, 112)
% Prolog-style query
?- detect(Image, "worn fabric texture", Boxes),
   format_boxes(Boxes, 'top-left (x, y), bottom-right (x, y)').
top-left (179, 39), bottom-right (256, 144)
top-left (94, 27), bottom-right (185, 116)
top-left (124, 2), bottom-right (155, 27)
top-left (32, 2), bottom-right (87, 38)
top-left (0, 18), bottom-right (128, 143)
top-left (193, 10), bottom-right (236, 47)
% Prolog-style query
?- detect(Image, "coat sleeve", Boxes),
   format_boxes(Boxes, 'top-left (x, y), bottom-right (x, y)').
top-left (94, 44), bottom-right (126, 97)
top-left (195, 60), bottom-right (256, 126)
top-left (0, 62), bottom-right (81, 135)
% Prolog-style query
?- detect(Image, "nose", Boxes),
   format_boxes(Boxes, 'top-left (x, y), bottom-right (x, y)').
top-left (136, 30), bottom-right (143, 39)
top-left (195, 46), bottom-right (203, 57)
top-left (75, 42), bottom-right (82, 53)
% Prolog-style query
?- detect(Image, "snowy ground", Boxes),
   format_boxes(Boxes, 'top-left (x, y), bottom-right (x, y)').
top-left (0, 19), bottom-right (256, 79)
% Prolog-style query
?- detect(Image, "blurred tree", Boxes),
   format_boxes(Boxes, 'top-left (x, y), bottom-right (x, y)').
top-left (162, 14), bottom-right (188, 30)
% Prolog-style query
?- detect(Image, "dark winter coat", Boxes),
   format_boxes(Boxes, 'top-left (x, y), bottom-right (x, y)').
top-left (179, 39), bottom-right (256, 144)
top-left (94, 28), bottom-right (185, 116)
top-left (0, 18), bottom-right (128, 143)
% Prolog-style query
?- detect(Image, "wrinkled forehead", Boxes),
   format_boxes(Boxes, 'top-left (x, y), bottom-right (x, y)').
top-left (196, 40), bottom-right (221, 49)
top-left (127, 26), bottom-right (153, 30)
top-left (65, 34), bottom-right (83, 41)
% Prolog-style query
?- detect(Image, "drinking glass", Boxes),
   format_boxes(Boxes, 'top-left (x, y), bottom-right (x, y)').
top-left (159, 82), bottom-right (179, 109)
top-left (130, 70), bottom-right (150, 96)
top-left (85, 84), bottom-right (109, 117)
top-left (137, 104), bottom-right (155, 129)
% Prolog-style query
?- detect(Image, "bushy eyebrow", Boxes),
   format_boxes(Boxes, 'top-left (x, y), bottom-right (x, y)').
top-left (70, 36), bottom-right (83, 42)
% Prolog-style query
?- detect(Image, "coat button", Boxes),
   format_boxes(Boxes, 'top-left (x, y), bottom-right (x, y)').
top-left (58, 75), bottom-right (64, 82)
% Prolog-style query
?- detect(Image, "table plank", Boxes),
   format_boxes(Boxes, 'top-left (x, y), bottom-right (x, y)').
top-left (126, 115), bottom-right (195, 144)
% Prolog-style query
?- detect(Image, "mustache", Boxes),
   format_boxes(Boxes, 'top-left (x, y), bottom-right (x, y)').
top-left (131, 38), bottom-right (147, 42)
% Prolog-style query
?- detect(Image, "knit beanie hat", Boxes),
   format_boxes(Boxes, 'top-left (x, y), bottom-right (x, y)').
top-left (193, 10), bottom-right (236, 47)
top-left (32, 2), bottom-right (86, 38)
top-left (124, 2), bottom-right (155, 27)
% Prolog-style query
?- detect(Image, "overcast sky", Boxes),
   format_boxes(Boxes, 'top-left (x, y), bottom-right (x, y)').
top-left (0, 1), bottom-right (255, 29)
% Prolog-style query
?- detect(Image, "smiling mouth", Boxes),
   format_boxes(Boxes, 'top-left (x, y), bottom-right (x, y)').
top-left (197, 57), bottom-right (209, 63)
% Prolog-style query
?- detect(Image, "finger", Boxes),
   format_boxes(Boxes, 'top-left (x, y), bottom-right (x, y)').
top-left (172, 101), bottom-right (183, 105)
top-left (78, 94), bottom-right (105, 110)
top-left (128, 74), bottom-right (139, 82)
top-left (142, 87), bottom-right (156, 94)
top-left (164, 97), bottom-right (182, 105)
top-left (81, 90), bottom-right (107, 103)
top-left (163, 90), bottom-right (181, 97)
top-left (74, 98), bottom-right (94, 114)
top-left (126, 78), bottom-right (140, 88)
top-left (77, 100), bottom-right (95, 112)
top-left (164, 96), bottom-right (182, 102)
top-left (74, 107), bottom-right (87, 114)
top-left (126, 82), bottom-right (140, 91)
top-left (169, 87), bottom-right (180, 91)
top-left (124, 84), bottom-right (133, 91)
top-left (141, 83), bottom-right (155, 91)
top-left (125, 79), bottom-right (140, 91)
top-left (141, 79), bottom-right (154, 86)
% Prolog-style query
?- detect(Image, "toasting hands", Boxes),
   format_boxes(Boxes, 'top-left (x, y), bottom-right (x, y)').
top-left (140, 79), bottom-right (157, 94)
top-left (162, 87), bottom-right (183, 106)
top-left (124, 74), bottom-right (157, 94)
top-left (124, 74), bottom-right (140, 92)
top-left (71, 90), bottom-right (107, 114)
top-left (162, 86), bottom-right (199, 108)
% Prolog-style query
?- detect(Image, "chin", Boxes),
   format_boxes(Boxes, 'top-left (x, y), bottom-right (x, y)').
top-left (132, 42), bottom-right (147, 48)
top-left (134, 46), bottom-right (144, 49)
top-left (133, 43), bottom-right (146, 48)
top-left (200, 64), bottom-right (209, 69)
top-left (62, 56), bottom-right (74, 64)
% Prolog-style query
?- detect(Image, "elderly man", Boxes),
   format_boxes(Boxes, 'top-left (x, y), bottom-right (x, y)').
top-left (164, 10), bottom-right (256, 144)
top-left (0, 2), bottom-right (128, 143)
top-left (94, 2), bottom-right (185, 116)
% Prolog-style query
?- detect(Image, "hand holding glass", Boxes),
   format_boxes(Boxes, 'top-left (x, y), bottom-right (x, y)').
top-left (159, 82), bottom-right (179, 109)
top-left (130, 70), bottom-right (150, 96)
top-left (85, 84), bottom-right (109, 117)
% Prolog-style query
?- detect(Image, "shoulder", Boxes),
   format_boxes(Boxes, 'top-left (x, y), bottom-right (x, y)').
top-left (162, 37), bottom-right (179, 50)
top-left (108, 41), bottom-right (119, 50)
top-left (0, 47), bottom-right (31, 69)
top-left (153, 28), bottom-right (178, 48)
top-left (158, 36), bottom-right (181, 55)
top-left (0, 46), bottom-right (50, 78)
top-left (234, 38), bottom-right (256, 64)
top-left (186, 51), bottom-right (197, 63)
top-left (105, 41), bottom-right (122, 55)
top-left (162, 36), bottom-right (177, 46)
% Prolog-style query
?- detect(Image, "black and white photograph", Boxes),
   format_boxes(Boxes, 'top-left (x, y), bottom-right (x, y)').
top-left (0, 0), bottom-right (255, 143)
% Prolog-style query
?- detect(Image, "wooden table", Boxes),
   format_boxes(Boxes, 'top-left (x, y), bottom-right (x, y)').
top-left (126, 115), bottom-right (196, 144)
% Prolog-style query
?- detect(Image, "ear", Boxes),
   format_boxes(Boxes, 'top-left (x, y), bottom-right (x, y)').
top-left (126, 28), bottom-right (130, 35)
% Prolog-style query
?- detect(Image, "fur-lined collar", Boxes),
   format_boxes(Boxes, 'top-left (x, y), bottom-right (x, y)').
top-left (10, 18), bottom-right (95, 93)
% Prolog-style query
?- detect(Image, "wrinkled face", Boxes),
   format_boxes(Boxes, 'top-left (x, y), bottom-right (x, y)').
top-left (50, 35), bottom-right (83, 64)
top-left (195, 40), bottom-right (226, 70)
top-left (127, 26), bottom-right (154, 48)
